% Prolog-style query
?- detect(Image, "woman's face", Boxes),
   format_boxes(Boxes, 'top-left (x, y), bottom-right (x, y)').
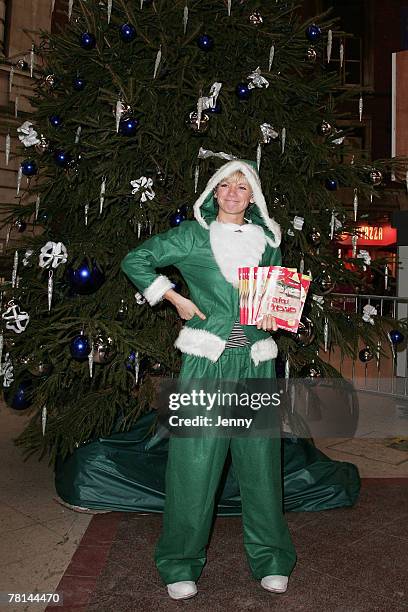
top-left (215, 176), bottom-right (254, 216)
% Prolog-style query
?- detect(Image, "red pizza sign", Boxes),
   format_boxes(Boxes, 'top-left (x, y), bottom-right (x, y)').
top-left (339, 224), bottom-right (397, 246)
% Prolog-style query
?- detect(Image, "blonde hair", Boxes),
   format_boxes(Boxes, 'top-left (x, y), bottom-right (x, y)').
top-left (214, 171), bottom-right (254, 201)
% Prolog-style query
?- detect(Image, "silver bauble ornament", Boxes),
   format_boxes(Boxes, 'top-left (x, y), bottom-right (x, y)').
top-left (300, 362), bottom-right (322, 380)
top-left (319, 120), bottom-right (332, 136)
top-left (359, 347), bottom-right (374, 363)
top-left (16, 59), bottom-right (29, 71)
top-left (306, 47), bottom-right (317, 62)
top-left (45, 74), bottom-right (56, 89)
top-left (35, 134), bottom-right (49, 154)
top-left (317, 269), bottom-right (335, 294)
top-left (369, 169), bottom-right (383, 186)
top-left (309, 227), bottom-right (321, 247)
top-left (186, 111), bottom-right (210, 134)
top-left (296, 317), bottom-right (315, 347)
top-left (92, 333), bottom-right (114, 364)
top-left (249, 10), bottom-right (263, 25)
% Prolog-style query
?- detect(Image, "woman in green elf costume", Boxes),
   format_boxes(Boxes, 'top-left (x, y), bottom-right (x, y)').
top-left (121, 159), bottom-right (297, 600)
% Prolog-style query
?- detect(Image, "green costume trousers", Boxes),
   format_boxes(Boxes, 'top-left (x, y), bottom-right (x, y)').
top-left (154, 345), bottom-right (297, 584)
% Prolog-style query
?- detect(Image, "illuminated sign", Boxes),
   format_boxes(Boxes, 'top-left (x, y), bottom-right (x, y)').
top-left (339, 224), bottom-right (397, 247)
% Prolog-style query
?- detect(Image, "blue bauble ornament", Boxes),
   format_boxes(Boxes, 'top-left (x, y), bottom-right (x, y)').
top-left (197, 34), bottom-right (214, 51)
top-left (119, 117), bottom-right (139, 136)
top-left (80, 32), bottom-right (96, 49)
top-left (306, 24), bottom-right (322, 42)
top-left (21, 159), bottom-right (38, 176)
top-left (70, 333), bottom-right (91, 360)
top-left (53, 150), bottom-right (72, 167)
top-left (389, 329), bottom-right (404, 345)
top-left (119, 23), bottom-right (136, 42)
top-left (67, 260), bottom-right (105, 295)
top-left (325, 178), bottom-right (338, 191)
top-left (49, 114), bottom-right (63, 128)
top-left (169, 205), bottom-right (187, 227)
top-left (126, 350), bottom-right (137, 372)
top-left (73, 77), bottom-right (86, 91)
top-left (4, 380), bottom-right (32, 411)
top-left (204, 102), bottom-right (222, 115)
top-left (235, 83), bottom-right (251, 101)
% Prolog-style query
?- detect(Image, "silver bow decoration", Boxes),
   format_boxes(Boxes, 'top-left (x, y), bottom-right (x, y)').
top-left (362, 304), bottom-right (377, 326)
top-left (39, 241), bottom-right (68, 269)
top-left (198, 82), bottom-right (222, 111)
top-left (247, 67), bottom-right (269, 90)
top-left (197, 147), bottom-right (236, 161)
top-left (130, 177), bottom-right (155, 202)
top-left (0, 353), bottom-right (14, 388)
top-left (357, 249), bottom-right (371, 269)
top-left (2, 302), bottom-right (30, 334)
top-left (260, 123), bottom-right (279, 143)
top-left (17, 121), bottom-right (41, 147)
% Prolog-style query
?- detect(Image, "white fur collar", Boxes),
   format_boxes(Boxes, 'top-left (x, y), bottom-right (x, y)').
top-left (209, 220), bottom-right (267, 287)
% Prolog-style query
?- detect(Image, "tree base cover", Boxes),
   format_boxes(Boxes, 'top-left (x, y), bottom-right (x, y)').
top-left (54, 411), bottom-right (361, 514)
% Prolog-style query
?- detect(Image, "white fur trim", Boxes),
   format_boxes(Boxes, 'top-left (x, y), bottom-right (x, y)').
top-left (209, 221), bottom-right (266, 287)
top-left (174, 327), bottom-right (226, 363)
top-left (250, 336), bottom-right (278, 366)
top-left (143, 275), bottom-right (174, 306)
top-left (193, 160), bottom-right (281, 247)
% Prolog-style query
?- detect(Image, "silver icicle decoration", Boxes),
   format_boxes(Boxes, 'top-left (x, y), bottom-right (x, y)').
top-left (35, 195), bottom-right (40, 220)
top-left (84, 202), bottom-right (89, 226)
top-left (51, 0), bottom-right (55, 15)
top-left (30, 44), bottom-right (35, 78)
top-left (227, 0), bottom-right (231, 16)
top-left (406, 169), bottom-right (408, 193)
top-left (353, 187), bottom-right (358, 221)
top-left (330, 210), bottom-right (335, 240)
top-left (115, 97), bottom-right (123, 133)
top-left (16, 166), bottom-right (23, 195)
top-left (68, 0), bottom-right (73, 20)
top-left (107, 0), bottom-right (113, 23)
top-left (88, 340), bottom-right (94, 378)
top-left (352, 233), bottom-right (358, 258)
top-left (137, 222), bottom-right (142, 239)
top-left (384, 264), bottom-right (389, 290)
top-left (48, 270), bottom-right (53, 311)
top-left (15, 95), bottom-right (19, 118)
top-left (6, 225), bottom-right (12, 247)
top-left (75, 126), bottom-right (82, 144)
top-left (194, 164), bottom-right (200, 193)
top-left (140, 0), bottom-right (143, 7)
top-left (359, 95), bottom-right (363, 122)
top-left (299, 257), bottom-right (304, 274)
top-left (183, 4), bottom-right (189, 34)
top-left (324, 317), bottom-right (329, 352)
top-left (196, 95), bottom-right (203, 130)
top-left (153, 46), bottom-right (162, 79)
top-left (12, 250), bottom-right (18, 288)
top-left (99, 176), bottom-right (106, 214)
top-left (5, 132), bottom-right (10, 166)
top-left (9, 66), bottom-right (14, 93)
top-left (268, 44), bottom-right (275, 71)
top-left (42, 405), bottom-right (47, 436)
top-left (281, 127), bottom-right (286, 154)
top-left (134, 351), bottom-right (140, 383)
top-left (327, 29), bottom-right (332, 63)
top-left (0, 333), bottom-right (3, 368)
top-left (376, 340), bottom-right (381, 368)
top-left (256, 143), bottom-right (262, 171)
top-left (340, 42), bottom-right (344, 68)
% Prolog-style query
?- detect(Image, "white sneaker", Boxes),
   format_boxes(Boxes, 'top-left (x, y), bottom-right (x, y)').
top-left (261, 575), bottom-right (288, 593)
top-left (167, 581), bottom-right (197, 600)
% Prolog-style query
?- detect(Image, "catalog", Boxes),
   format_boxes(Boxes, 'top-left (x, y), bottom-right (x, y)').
top-left (238, 266), bottom-right (311, 332)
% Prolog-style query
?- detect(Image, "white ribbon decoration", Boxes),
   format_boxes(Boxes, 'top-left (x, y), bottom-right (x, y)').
top-left (362, 304), bottom-right (377, 326)
top-left (131, 177), bottom-right (155, 202)
top-left (17, 121), bottom-right (41, 147)
top-left (247, 67), bottom-right (269, 90)
top-left (39, 241), bottom-right (68, 269)
top-left (2, 303), bottom-right (30, 334)
top-left (293, 216), bottom-right (304, 231)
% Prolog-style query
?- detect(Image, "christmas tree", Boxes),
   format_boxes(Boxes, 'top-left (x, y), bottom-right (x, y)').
top-left (1, 0), bottom-right (406, 463)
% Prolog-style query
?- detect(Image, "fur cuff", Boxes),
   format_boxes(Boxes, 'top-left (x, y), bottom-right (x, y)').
top-left (174, 327), bottom-right (226, 363)
top-left (143, 275), bottom-right (174, 306)
top-left (250, 337), bottom-right (278, 366)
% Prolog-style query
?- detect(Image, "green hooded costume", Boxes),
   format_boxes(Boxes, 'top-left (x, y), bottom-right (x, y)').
top-left (121, 160), bottom-right (297, 584)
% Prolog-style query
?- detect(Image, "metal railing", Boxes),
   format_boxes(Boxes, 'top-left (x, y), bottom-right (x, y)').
top-left (329, 293), bottom-right (408, 399)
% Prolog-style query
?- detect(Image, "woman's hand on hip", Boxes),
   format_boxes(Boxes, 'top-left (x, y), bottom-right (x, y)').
top-left (256, 314), bottom-right (278, 331)
top-left (164, 290), bottom-right (206, 321)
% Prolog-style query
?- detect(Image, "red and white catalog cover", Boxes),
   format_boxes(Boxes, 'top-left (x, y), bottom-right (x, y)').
top-left (238, 266), bottom-right (311, 333)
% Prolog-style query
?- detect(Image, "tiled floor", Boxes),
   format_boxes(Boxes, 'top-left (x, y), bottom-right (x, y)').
top-left (0, 395), bottom-right (407, 611)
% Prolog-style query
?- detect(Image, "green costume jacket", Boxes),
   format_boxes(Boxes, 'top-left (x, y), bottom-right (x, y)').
top-left (121, 160), bottom-right (282, 366)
